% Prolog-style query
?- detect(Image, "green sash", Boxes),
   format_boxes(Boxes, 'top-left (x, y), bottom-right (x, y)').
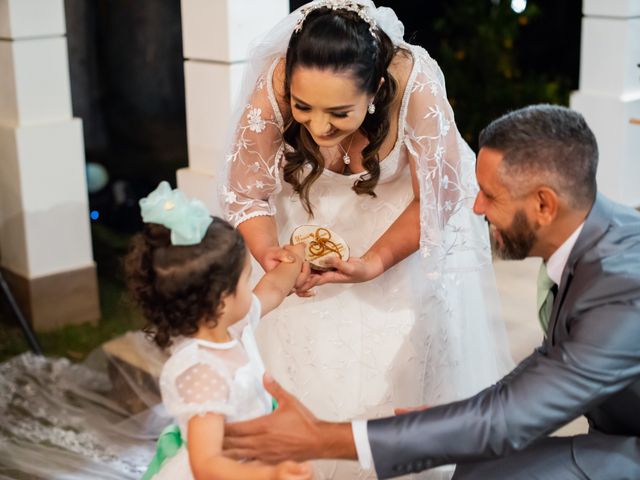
top-left (141, 398), bottom-right (277, 479)
top-left (141, 424), bottom-right (184, 480)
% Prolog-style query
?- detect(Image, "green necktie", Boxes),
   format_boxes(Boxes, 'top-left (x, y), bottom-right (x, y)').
top-left (536, 262), bottom-right (556, 333)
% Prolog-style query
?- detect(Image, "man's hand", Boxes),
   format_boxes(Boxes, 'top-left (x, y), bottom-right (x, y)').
top-left (224, 374), bottom-right (357, 464)
top-left (394, 405), bottom-right (430, 415)
top-left (224, 374), bottom-right (325, 463)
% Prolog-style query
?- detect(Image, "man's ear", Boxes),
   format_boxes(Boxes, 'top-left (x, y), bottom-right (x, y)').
top-left (534, 187), bottom-right (559, 226)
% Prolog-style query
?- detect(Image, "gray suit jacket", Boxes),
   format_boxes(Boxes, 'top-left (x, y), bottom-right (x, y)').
top-left (367, 194), bottom-right (640, 478)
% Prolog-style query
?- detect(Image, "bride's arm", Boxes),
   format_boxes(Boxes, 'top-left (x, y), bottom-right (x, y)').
top-left (224, 64), bottom-right (311, 291)
top-left (309, 50), bottom-right (463, 286)
top-left (310, 163), bottom-right (420, 285)
top-left (238, 216), bottom-right (281, 272)
top-left (356, 163), bottom-right (421, 278)
top-left (223, 63), bottom-right (292, 271)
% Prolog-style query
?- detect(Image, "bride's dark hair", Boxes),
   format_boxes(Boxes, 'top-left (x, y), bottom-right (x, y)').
top-left (283, 7), bottom-right (398, 215)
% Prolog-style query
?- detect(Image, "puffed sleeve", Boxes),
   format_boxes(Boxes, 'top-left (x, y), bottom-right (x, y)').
top-left (160, 347), bottom-right (236, 422)
top-left (221, 62), bottom-right (286, 228)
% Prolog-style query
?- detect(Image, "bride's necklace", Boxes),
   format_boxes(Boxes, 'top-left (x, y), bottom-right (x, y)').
top-left (338, 133), bottom-right (355, 165)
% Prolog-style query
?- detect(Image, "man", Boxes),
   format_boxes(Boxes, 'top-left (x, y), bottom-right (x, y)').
top-left (225, 105), bottom-right (640, 479)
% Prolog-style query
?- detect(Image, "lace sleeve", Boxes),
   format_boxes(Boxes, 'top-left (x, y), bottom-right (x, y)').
top-left (401, 47), bottom-right (513, 400)
top-left (403, 47), bottom-right (482, 266)
top-left (221, 63), bottom-right (285, 228)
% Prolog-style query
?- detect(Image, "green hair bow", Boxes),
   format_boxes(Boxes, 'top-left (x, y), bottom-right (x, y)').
top-left (139, 181), bottom-right (213, 246)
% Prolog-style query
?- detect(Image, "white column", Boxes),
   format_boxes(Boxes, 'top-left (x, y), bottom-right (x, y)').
top-left (178, 0), bottom-right (289, 215)
top-left (0, 0), bottom-right (99, 330)
top-left (570, 0), bottom-right (640, 207)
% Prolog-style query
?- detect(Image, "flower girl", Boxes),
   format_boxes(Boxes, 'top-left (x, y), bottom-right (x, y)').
top-left (125, 182), bottom-right (312, 480)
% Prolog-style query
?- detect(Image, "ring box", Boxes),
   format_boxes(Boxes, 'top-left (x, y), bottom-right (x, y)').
top-left (290, 225), bottom-right (350, 271)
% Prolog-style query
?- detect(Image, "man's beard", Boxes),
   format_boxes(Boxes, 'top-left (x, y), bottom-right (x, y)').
top-left (490, 209), bottom-right (537, 260)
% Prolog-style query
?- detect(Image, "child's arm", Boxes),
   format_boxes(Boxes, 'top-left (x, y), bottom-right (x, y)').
top-left (253, 243), bottom-right (306, 316)
top-left (188, 413), bottom-right (311, 480)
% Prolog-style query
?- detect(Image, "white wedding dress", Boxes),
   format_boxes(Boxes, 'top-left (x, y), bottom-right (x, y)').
top-left (223, 41), bottom-right (513, 479)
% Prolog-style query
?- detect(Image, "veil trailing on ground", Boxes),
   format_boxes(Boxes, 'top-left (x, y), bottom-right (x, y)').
top-left (0, 332), bottom-right (169, 479)
top-left (222, 0), bottom-right (513, 403)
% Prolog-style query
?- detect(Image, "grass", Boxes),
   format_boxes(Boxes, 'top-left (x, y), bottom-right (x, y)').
top-left (0, 223), bottom-right (145, 363)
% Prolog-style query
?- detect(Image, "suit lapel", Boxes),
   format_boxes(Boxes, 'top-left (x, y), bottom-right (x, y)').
top-left (547, 194), bottom-right (613, 344)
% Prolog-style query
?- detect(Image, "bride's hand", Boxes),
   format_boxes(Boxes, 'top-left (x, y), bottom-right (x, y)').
top-left (310, 253), bottom-right (385, 286)
top-left (261, 246), bottom-right (295, 272)
top-left (261, 246), bottom-right (311, 296)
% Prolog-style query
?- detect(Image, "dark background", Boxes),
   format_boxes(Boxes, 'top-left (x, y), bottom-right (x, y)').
top-left (0, 0), bottom-right (584, 360)
top-left (65, 0), bottom-right (582, 234)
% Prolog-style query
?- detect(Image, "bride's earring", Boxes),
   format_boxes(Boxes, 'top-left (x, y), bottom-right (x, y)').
top-left (368, 101), bottom-right (376, 115)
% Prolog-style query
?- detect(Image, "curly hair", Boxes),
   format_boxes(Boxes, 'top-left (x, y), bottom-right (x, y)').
top-left (124, 218), bottom-right (246, 349)
top-left (282, 6), bottom-right (398, 215)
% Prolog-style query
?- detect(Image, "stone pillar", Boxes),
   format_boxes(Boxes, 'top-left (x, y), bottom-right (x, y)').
top-left (0, 0), bottom-right (99, 330)
top-left (178, 0), bottom-right (289, 215)
top-left (570, 0), bottom-right (640, 207)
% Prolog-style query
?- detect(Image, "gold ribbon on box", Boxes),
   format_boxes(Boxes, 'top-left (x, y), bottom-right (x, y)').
top-left (300, 228), bottom-right (345, 261)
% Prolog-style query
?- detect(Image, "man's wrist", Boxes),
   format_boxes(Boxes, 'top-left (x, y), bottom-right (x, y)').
top-left (316, 421), bottom-right (357, 460)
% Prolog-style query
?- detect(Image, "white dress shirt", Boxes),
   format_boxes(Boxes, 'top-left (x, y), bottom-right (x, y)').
top-left (351, 222), bottom-right (586, 470)
top-left (546, 223), bottom-right (584, 286)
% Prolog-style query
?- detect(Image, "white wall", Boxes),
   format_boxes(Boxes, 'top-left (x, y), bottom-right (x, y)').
top-left (570, 0), bottom-right (640, 207)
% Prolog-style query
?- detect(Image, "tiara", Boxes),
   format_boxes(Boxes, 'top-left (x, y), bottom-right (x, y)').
top-left (294, 1), bottom-right (378, 38)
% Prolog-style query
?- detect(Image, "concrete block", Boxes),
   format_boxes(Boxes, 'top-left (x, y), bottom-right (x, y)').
top-left (184, 60), bottom-right (246, 175)
top-left (177, 167), bottom-right (223, 217)
top-left (578, 17), bottom-right (640, 96)
top-left (0, 0), bottom-right (66, 39)
top-left (180, 0), bottom-right (288, 62)
top-left (0, 36), bottom-right (72, 126)
top-left (570, 91), bottom-right (640, 207)
top-left (583, 0), bottom-right (640, 17)
top-left (0, 125), bottom-right (27, 275)
top-left (1, 263), bottom-right (100, 331)
top-left (16, 119), bottom-right (88, 211)
top-left (0, 119), bottom-right (93, 277)
top-left (22, 199), bottom-right (94, 278)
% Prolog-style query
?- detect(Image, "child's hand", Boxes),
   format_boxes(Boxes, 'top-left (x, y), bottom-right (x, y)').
top-left (283, 243), bottom-right (305, 263)
top-left (284, 243), bottom-right (313, 297)
top-left (273, 460), bottom-right (313, 480)
top-left (254, 243), bottom-right (311, 315)
top-left (262, 246), bottom-right (297, 272)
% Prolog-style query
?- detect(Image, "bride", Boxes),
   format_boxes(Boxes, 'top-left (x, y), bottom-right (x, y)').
top-left (222, 1), bottom-right (512, 478)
